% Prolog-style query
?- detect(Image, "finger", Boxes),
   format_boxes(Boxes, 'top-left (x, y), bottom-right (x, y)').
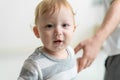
top-left (85, 60), bottom-right (92, 68)
top-left (74, 43), bottom-right (83, 53)
top-left (77, 57), bottom-right (88, 72)
top-left (77, 58), bottom-right (82, 72)
top-left (86, 59), bottom-right (94, 68)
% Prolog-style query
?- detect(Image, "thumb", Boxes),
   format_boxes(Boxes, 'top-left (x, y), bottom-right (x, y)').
top-left (74, 43), bottom-right (83, 54)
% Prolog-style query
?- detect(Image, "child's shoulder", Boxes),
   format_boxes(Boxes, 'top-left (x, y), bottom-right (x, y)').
top-left (67, 46), bottom-right (74, 53)
top-left (27, 47), bottom-right (44, 61)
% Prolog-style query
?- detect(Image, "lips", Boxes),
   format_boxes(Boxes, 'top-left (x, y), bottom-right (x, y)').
top-left (54, 40), bottom-right (62, 43)
top-left (53, 39), bottom-right (64, 47)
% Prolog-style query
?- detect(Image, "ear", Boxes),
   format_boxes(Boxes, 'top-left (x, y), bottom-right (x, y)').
top-left (33, 26), bottom-right (40, 38)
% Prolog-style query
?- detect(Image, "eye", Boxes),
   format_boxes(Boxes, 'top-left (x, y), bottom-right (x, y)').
top-left (45, 24), bottom-right (53, 29)
top-left (62, 23), bottom-right (69, 28)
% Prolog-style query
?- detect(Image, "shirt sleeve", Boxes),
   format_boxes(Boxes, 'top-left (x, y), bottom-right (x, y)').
top-left (17, 59), bottom-right (42, 80)
top-left (104, 0), bottom-right (114, 9)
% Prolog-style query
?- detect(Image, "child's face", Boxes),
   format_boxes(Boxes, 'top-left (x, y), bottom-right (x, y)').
top-left (34, 6), bottom-right (75, 52)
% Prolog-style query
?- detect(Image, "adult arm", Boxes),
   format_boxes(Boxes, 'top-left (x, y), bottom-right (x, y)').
top-left (75, 0), bottom-right (120, 72)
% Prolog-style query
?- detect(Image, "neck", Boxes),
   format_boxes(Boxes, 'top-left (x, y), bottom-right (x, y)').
top-left (42, 47), bottom-right (68, 59)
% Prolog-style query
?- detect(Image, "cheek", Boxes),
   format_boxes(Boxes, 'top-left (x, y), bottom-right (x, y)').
top-left (40, 32), bottom-right (52, 43)
top-left (40, 36), bottom-right (50, 46)
top-left (41, 34), bottom-right (50, 40)
top-left (65, 32), bottom-right (73, 40)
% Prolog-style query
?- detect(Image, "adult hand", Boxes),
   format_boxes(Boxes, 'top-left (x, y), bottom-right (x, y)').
top-left (75, 36), bottom-right (102, 72)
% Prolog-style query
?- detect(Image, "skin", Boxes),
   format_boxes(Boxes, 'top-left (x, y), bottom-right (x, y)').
top-left (33, 6), bottom-right (76, 59)
top-left (75, 0), bottom-right (120, 72)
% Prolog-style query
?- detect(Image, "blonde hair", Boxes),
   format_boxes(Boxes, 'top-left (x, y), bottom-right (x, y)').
top-left (34, 0), bottom-right (75, 25)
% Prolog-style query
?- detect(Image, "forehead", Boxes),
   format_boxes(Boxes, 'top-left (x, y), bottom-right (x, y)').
top-left (40, 6), bottom-right (74, 20)
top-left (38, 0), bottom-right (74, 15)
top-left (44, 5), bottom-right (73, 16)
top-left (35, 0), bottom-right (75, 25)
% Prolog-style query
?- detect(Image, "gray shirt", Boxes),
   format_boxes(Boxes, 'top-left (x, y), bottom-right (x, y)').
top-left (18, 46), bottom-right (77, 80)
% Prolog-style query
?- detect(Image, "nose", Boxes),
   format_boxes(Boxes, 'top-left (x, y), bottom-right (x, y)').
top-left (54, 26), bottom-right (62, 37)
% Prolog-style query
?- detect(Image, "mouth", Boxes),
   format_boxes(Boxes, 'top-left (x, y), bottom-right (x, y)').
top-left (54, 40), bottom-right (63, 43)
top-left (53, 39), bottom-right (64, 44)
